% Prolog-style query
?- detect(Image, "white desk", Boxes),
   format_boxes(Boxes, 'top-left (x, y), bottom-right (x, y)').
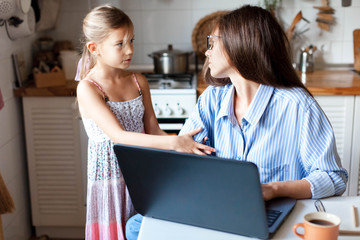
top-left (138, 196), bottom-right (360, 240)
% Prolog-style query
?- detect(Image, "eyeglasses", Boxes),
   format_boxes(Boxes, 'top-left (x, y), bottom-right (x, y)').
top-left (207, 35), bottom-right (221, 50)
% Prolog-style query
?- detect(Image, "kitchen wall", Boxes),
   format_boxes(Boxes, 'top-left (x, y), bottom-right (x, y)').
top-left (0, 19), bottom-right (35, 240)
top-left (49, 0), bottom-right (360, 67)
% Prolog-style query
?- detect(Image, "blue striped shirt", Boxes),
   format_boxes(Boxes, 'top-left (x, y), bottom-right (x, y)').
top-left (180, 84), bottom-right (348, 199)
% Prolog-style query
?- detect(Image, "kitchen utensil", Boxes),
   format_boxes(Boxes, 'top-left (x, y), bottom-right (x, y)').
top-left (314, 1), bottom-right (335, 31)
top-left (35, 0), bottom-right (60, 32)
top-left (0, 0), bottom-right (15, 19)
top-left (0, 0), bottom-right (15, 26)
top-left (59, 50), bottom-right (80, 80)
top-left (298, 45), bottom-right (316, 73)
top-left (148, 44), bottom-right (192, 74)
top-left (286, 11), bottom-right (303, 40)
top-left (354, 29), bottom-right (360, 71)
top-left (17, 0), bottom-right (31, 14)
top-left (5, 6), bottom-right (35, 40)
top-left (314, 199), bottom-right (326, 212)
top-left (313, 6), bottom-right (334, 12)
top-left (316, 13), bottom-right (334, 25)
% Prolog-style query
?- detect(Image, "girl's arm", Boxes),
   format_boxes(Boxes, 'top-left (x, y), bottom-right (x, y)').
top-left (77, 80), bottom-right (215, 155)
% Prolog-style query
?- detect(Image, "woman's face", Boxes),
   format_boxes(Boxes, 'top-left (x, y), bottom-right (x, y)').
top-left (96, 27), bottom-right (135, 69)
top-left (205, 28), bottom-right (232, 78)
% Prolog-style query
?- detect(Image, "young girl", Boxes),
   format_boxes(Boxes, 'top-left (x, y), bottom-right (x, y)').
top-left (76, 5), bottom-right (214, 240)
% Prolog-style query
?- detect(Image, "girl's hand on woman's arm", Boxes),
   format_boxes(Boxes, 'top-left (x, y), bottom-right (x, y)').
top-left (173, 128), bottom-right (215, 155)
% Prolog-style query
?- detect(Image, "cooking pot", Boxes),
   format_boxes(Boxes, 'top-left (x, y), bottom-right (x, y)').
top-left (148, 44), bottom-right (192, 74)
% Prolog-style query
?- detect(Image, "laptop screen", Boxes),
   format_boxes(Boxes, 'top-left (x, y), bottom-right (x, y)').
top-left (114, 144), bottom-right (272, 238)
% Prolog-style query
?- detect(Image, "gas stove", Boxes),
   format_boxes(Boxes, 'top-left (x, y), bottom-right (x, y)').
top-left (144, 73), bottom-right (195, 91)
top-left (143, 72), bottom-right (197, 133)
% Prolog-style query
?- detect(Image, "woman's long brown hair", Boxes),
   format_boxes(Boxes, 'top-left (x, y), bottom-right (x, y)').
top-left (204, 5), bottom-right (310, 95)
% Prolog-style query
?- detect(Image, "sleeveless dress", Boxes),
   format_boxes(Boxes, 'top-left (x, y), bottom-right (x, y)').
top-left (81, 74), bottom-right (144, 240)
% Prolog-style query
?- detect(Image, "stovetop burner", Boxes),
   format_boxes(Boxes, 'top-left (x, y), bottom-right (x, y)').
top-left (143, 73), bottom-right (194, 89)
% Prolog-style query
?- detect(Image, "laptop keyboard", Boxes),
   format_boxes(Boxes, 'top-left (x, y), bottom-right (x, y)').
top-left (266, 209), bottom-right (282, 227)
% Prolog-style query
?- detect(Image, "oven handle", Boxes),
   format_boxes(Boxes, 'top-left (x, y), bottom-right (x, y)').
top-left (159, 123), bottom-right (184, 131)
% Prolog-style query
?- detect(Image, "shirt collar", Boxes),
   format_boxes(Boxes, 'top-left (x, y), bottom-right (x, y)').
top-left (216, 84), bottom-right (235, 123)
top-left (216, 84), bottom-right (274, 126)
top-left (244, 84), bottom-right (274, 126)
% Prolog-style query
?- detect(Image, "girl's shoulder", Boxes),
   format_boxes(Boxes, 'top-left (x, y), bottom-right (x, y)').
top-left (76, 76), bottom-right (109, 102)
top-left (132, 72), bottom-right (147, 84)
top-left (77, 77), bottom-right (102, 92)
top-left (76, 77), bottom-right (96, 93)
top-left (132, 72), bottom-right (151, 92)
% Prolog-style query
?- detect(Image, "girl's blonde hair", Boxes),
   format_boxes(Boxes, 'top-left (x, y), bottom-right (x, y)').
top-left (79, 5), bottom-right (133, 80)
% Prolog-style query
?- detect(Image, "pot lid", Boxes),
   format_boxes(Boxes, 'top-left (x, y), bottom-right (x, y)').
top-left (152, 44), bottom-right (187, 56)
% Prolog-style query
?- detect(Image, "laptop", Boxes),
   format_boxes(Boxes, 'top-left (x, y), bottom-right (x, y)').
top-left (113, 144), bottom-right (296, 239)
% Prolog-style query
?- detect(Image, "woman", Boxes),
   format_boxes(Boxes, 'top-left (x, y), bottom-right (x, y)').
top-left (126, 5), bottom-right (348, 239)
top-left (183, 5), bottom-right (348, 200)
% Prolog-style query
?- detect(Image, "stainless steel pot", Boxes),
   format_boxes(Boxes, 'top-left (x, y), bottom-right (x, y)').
top-left (148, 44), bottom-right (191, 74)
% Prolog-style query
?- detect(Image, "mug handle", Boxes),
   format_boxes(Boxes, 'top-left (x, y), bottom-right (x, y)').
top-left (292, 223), bottom-right (305, 239)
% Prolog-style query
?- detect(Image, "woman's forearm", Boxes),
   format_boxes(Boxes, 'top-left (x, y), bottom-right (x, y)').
top-left (262, 179), bottom-right (312, 201)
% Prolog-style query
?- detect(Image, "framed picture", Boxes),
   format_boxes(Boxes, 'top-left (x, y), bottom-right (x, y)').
top-left (12, 52), bottom-right (27, 88)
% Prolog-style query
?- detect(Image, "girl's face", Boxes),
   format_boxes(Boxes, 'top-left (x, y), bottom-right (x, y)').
top-left (96, 27), bottom-right (135, 69)
top-left (205, 28), bottom-right (232, 78)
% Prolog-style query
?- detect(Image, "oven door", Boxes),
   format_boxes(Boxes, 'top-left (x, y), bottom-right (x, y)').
top-left (157, 118), bottom-right (186, 135)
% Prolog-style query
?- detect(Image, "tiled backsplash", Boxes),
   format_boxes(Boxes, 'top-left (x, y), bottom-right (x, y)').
top-left (52, 0), bottom-right (360, 66)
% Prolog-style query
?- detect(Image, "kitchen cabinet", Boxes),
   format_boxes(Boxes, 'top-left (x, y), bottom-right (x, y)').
top-left (314, 95), bottom-right (355, 196)
top-left (22, 96), bottom-right (86, 238)
top-left (350, 96), bottom-right (360, 196)
top-left (314, 95), bottom-right (360, 197)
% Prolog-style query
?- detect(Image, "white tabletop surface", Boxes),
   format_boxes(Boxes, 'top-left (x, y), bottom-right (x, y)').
top-left (138, 196), bottom-right (360, 240)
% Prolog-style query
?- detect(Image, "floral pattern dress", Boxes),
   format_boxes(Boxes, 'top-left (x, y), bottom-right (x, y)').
top-left (81, 75), bottom-right (144, 240)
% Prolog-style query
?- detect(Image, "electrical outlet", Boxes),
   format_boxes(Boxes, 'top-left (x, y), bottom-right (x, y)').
top-left (342, 0), bottom-right (352, 7)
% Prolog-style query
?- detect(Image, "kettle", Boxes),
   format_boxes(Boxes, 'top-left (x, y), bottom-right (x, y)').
top-left (298, 45), bottom-right (317, 73)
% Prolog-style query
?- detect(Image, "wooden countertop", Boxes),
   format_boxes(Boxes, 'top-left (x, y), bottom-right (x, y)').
top-left (13, 80), bottom-right (78, 97)
top-left (299, 70), bottom-right (360, 95)
top-left (13, 70), bottom-right (360, 97)
top-left (197, 69), bottom-right (360, 96)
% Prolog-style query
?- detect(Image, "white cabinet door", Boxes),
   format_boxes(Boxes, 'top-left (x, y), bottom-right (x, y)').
top-left (349, 96), bottom-right (360, 196)
top-left (314, 95), bottom-right (354, 196)
top-left (23, 97), bottom-right (86, 229)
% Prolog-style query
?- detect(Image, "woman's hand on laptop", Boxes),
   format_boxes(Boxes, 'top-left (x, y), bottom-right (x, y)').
top-left (262, 182), bottom-right (278, 201)
top-left (262, 180), bottom-right (312, 201)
